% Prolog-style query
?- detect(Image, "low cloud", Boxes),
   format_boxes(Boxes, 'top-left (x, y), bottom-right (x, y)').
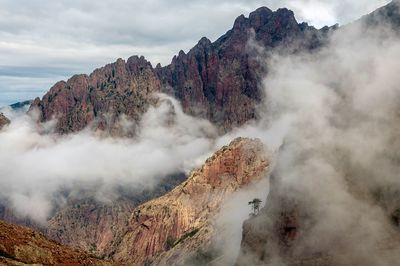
top-left (232, 11), bottom-right (400, 264)
top-left (0, 94), bottom-right (217, 223)
top-left (0, 2), bottom-right (399, 263)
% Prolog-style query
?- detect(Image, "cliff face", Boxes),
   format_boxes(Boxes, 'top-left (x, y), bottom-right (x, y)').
top-left (46, 199), bottom-right (135, 258)
top-left (237, 176), bottom-right (400, 266)
top-left (105, 138), bottom-right (269, 265)
top-left (30, 56), bottom-right (161, 134)
top-left (30, 7), bottom-right (327, 134)
top-left (1, 138), bottom-right (268, 265)
top-left (0, 219), bottom-right (114, 266)
top-left (236, 175), bottom-right (311, 266)
top-left (45, 173), bottom-right (186, 257)
top-left (157, 7), bottom-right (325, 132)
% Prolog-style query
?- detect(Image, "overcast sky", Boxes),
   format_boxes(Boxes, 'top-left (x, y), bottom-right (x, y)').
top-left (0, 0), bottom-right (391, 107)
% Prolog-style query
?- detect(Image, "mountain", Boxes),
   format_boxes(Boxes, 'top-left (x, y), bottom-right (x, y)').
top-left (155, 7), bottom-right (329, 133)
top-left (104, 137), bottom-right (268, 265)
top-left (29, 7), bottom-right (330, 134)
top-left (0, 219), bottom-right (114, 265)
top-left (0, 137), bottom-right (268, 265)
top-left (30, 57), bottom-right (161, 134)
top-left (4, 2), bottom-right (399, 265)
top-left (45, 173), bottom-right (186, 258)
top-left (0, 173), bottom-right (186, 255)
top-left (10, 100), bottom-right (33, 110)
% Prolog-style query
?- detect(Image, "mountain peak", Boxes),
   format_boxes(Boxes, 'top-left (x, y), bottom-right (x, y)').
top-left (197, 36), bottom-right (212, 46)
top-left (233, 14), bottom-right (249, 31)
top-left (126, 55), bottom-right (152, 71)
top-left (249, 6), bottom-right (273, 28)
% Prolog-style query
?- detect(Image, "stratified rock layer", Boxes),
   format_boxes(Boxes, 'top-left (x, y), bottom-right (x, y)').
top-left (46, 173), bottom-right (186, 257)
top-left (46, 199), bottom-right (135, 258)
top-left (108, 138), bottom-right (269, 265)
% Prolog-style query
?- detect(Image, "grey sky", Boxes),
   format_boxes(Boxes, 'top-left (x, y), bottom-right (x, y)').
top-left (0, 0), bottom-right (391, 107)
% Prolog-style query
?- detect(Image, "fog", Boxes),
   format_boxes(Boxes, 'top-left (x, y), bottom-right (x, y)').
top-left (233, 8), bottom-right (400, 265)
top-left (1, 2), bottom-right (400, 265)
top-left (0, 94), bottom-right (218, 223)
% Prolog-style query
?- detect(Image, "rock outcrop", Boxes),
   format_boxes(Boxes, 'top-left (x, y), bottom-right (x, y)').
top-left (46, 173), bottom-right (186, 257)
top-left (46, 199), bottom-right (135, 258)
top-left (0, 113), bottom-right (10, 130)
top-left (30, 7), bottom-right (328, 134)
top-left (30, 56), bottom-right (161, 134)
top-left (0, 219), bottom-right (114, 266)
top-left (106, 138), bottom-right (269, 265)
top-left (157, 7), bottom-right (326, 132)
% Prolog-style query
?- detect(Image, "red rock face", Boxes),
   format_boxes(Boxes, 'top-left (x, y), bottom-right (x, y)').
top-left (13, 138), bottom-right (266, 265)
top-left (0, 220), bottom-right (114, 265)
top-left (108, 138), bottom-right (269, 265)
top-left (30, 56), bottom-right (161, 134)
top-left (44, 173), bottom-right (186, 258)
top-left (157, 7), bottom-right (327, 133)
top-left (46, 199), bottom-right (135, 258)
top-left (30, 7), bottom-right (327, 134)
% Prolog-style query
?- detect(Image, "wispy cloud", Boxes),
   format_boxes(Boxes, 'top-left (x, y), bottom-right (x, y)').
top-left (0, 94), bottom-right (217, 223)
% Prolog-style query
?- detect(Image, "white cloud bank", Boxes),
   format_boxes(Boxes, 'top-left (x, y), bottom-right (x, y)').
top-left (232, 10), bottom-right (400, 264)
top-left (0, 94), bottom-right (218, 223)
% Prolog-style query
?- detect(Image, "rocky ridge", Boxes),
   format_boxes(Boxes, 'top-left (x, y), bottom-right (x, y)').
top-left (30, 7), bottom-right (330, 134)
top-left (103, 137), bottom-right (269, 265)
top-left (30, 56), bottom-right (161, 134)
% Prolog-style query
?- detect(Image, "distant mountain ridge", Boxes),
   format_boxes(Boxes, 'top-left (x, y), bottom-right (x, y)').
top-left (10, 100), bottom-right (33, 110)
